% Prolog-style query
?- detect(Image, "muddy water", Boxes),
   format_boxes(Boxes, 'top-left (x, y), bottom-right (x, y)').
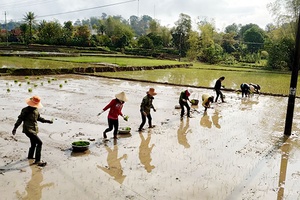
top-left (1, 74), bottom-right (300, 200)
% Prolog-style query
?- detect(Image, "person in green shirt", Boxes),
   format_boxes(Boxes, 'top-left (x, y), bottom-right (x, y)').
top-left (138, 88), bottom-right (157, 132)
top-left (12, 96), bottom-right (53, 167)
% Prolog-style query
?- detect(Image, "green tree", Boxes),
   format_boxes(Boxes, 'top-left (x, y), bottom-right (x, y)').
top-left (268, 0), bottom-right (300, 29)
top-left (105, 16), bottom-right (134, 48)
top-left (23, 12), bottom-right (37, 43)
top-left (137, 35), bottom-right (153, 49)
top-left (196, 19), bottom-right (224, 63)
top-left (37, 20), bottom-right (63, 45)
top-left (225, 23), bottom-right (240, 34)
top-left (147, 33), bottom-right (163, 48)
top-left (160, 26), bottom-right (171, 47)
top-left (186, 30), bottom-right (200, 61)
top-left (171, 13), bottom-right (192, 57)
top-left (243, 27), bottom-right (265, 53)
top-left (19, 24), bottom-right (29, 44)
top-left (221, 32), bottom-right (237, 54)
top-left (201, 43), bottom-right (223, 64)
top-left (62, 21), bottom-right (74, 45)
top-left (73, 25), bottom-right (91, 46)
top-left (239, 23), bottom-right (261, 40)
top-left (265, 37), bottom-right (294, 70)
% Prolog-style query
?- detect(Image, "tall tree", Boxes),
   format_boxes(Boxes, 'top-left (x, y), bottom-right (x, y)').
top-left (37, 20), bottom-right (63, 45)
top-left (186, 30), bottom-right (200, 61)
top-left (243, 27), bottom-right (265, 53)
top-left (172, 13), bottom-right (192, 57)
top-left (19, 24), bottom-right (28, 44)
top-left (197, 19), bottom-right (223, 64)
top-left (105, 16), bottom-right (134, 48)
top-left (73, 25), bottom-right (91, 46)
top-left (62, 21), bottom-right (74, 45)
top-left (225, 23), bottom-right (240, 34)
top-left (23, 12), bottom-right (36, 43)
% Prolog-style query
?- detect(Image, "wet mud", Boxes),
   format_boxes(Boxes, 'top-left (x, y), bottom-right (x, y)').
top-left (1, 74), bottom-right (300, 200)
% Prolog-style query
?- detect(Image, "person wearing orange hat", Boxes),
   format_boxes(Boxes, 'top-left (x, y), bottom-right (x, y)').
top-left (98, 92), bottom-right (128, 140)
top-left (138, 88), bottom-right (157, 132)
top-left (12, 96), bottom-right (53, 167)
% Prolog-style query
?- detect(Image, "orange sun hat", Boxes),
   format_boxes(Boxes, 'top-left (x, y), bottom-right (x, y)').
top-left (26, 96), bottom-right (43, 108)
top-left (147, 88), bottom-right (157, 96)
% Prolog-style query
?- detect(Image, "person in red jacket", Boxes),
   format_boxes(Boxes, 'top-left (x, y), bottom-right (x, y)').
top-left (98, 92), bottom-right (128, 140)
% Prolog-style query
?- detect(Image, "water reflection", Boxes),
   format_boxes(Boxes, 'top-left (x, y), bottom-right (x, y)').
top-left (70, 150), bottom-right (91, 157)
top-left (139, 131), bottom-right (155, 173)
top-left (240, 98), bottom-right (259, 111)
top-left (212, 110), bottom-right (221, 129)
top-left (277, 137), bottom-right (291, 200)
top-left (97, 144), bottom-right (127, 184)
top-left (177, 118), bottom-right (190, 148)
top-left (16, 161), bottom-right (54, 200)
top-left (200, 111), bottom-right (212, 128)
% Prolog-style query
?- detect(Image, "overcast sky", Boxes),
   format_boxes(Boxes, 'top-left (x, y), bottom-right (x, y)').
top-left (0, 0), bottom-right (275, 31)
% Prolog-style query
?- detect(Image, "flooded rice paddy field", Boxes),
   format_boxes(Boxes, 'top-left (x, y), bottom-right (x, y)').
top-left (98, 68), bottom-right (295, 95)
top-left (1, 74), bottom-right (300, 200)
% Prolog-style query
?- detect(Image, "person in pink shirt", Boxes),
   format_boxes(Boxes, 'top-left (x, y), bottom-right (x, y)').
top-left (98, 92), bottom-right (128, 140)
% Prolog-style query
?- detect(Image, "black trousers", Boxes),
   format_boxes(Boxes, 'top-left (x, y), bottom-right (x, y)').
top-left (215, 89), bottom-right (224, 102)
top-left (180, 101), bottom-right (190, 117)
top-left (25, 132), bottom-right (43, 162)
top-left (139, 111), bottom-right (152, 130)
top-left (104, 118), bottom-right (119, 137)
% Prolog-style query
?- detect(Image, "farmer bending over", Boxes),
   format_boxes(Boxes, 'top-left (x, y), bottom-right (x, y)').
top-left (179, 89), bottom-right (192, 119)
top-left (202, 94), bottom-right (214, 112)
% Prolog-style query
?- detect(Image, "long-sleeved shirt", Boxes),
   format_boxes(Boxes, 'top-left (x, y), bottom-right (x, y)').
top-left (14, 106), bottom-right (50, 134)
top-left (140, 94), bottom-right (155, 115)
top-left (179, 90), bottom-right (190, 103)
top-left (202, 94), bottom-right (211, 107)
top-left (214, 79), bottom-right (222, 90)
top-left (103, 99), bottom-right (123, 120)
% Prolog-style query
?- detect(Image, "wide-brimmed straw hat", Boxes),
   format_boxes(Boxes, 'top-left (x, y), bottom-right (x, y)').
top-left (115, 92), bottom-right (128, 102)
top-left (26, 96), bottom-right (43, 108)
top-left (147, 88), bottom-right (157, 96)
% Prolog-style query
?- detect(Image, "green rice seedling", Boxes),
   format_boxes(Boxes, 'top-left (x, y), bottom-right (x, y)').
top-left (14, 80), bottom-right (18, 83)
top-left (27, 81), bottom-right (30, 84)
top-left (6, 82), bottom-right (8, 85)
top-left (25, 76), bottom-right (29, 79)
top-left (7, 88), bottom-right (10, 92)
top-left (34, 84), bottom-right (38, 87)
top-left (41, 82), bottom-right (44, 86)
top-left (59, 84), bottom-right (63, 88)
top-left (36, 77), bottom-right (40, 80)
top-left (64, 80), bottom-right (68, 83)
top-left (28, 88), bottom-right (32, 92)
top-left (18, 83), bottom-right (22, 87)
top-left (48, 79), bottom-right (51, 83)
